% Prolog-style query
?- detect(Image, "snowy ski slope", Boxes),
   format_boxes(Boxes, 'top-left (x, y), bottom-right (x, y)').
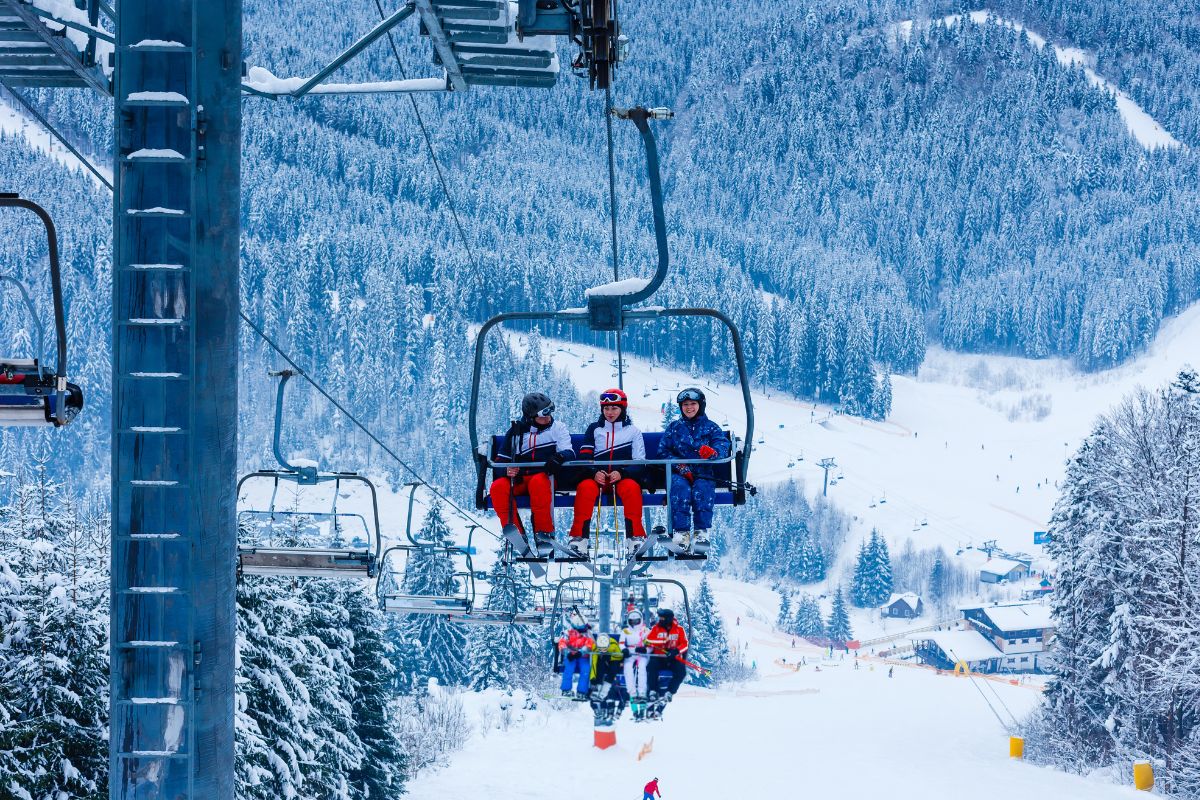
top-left (895, 9), bottom-right (1180, 150)
top-left (524, 301), bottom-right (1200, 577)
top-left (405, 578), bottom-right (1144, 799)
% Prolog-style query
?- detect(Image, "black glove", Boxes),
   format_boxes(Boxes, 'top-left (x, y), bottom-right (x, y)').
top-left (567, 650), bottom-right (579, 661)
top-left (635, 646), bottom-right (648, 654)
top-left (621, 648), bottom-right (631, 658)
top-left (547, 451), bottom-right (569, 472)
top-left (667, 647), bottom-right (680, 658)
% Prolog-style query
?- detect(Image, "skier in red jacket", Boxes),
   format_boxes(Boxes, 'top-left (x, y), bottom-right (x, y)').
top-left (645, 609), bottom-right (689, 700)
top-left (643, 777), bottom-right (661, 800)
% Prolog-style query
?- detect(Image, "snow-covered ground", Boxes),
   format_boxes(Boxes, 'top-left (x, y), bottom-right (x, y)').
top-left (895, 9), bottom-right (1180, 150)
top-left (524, 301), bottom-right (1199, 584)
top-left (405, 579), bottom-right (1142, 799)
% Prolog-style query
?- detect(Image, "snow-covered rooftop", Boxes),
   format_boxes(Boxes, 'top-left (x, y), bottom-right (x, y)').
top-left (882, 592), bottom-right (921, 611)
top-left (924, 630), bottom-right (1002, 663)
top-left (977, 557), bottom-right (1027, 576)
top-left (980, 603), bottom-right (1054, 632)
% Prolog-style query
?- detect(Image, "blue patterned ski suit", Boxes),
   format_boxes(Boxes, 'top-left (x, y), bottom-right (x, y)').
top-left (657, 412), bottom-right (729, 531)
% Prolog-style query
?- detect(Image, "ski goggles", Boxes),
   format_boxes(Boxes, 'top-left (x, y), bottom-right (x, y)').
top-left (599, 392), bottom-right (625, 404)
top-left (536, 401), bottom-right (555, 416)
top-left (677, 389), bottom-right (703, 403)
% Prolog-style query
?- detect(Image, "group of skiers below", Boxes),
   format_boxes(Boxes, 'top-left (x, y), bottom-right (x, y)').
top-left (489, 387), bottom-right (730, 556)
top-left (556, 607), bottom-right (690, 715)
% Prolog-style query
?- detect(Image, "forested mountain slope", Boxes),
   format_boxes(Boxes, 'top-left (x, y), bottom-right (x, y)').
top-left (3, 0), bottom-right (1200, 487)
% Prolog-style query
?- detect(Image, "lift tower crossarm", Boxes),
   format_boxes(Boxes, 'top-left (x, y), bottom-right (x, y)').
top-left (413, 0), bottom-right (468, 91)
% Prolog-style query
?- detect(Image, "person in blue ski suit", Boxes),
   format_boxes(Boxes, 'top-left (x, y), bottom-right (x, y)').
top-left (657, 387), bottom-right (729, 549)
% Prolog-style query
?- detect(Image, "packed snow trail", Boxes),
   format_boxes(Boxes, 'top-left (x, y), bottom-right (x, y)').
top-left (896, 10), bottom-right (1180, 150)
top-left (405, 580), bottom-right (1143, 799)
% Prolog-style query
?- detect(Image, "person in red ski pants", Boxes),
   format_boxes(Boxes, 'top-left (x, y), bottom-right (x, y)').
top-left (567, 388), bottom-right (647, 556)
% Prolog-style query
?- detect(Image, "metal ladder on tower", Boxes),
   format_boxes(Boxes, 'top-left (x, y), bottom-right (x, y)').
top-left (110, 3), bottom-right (239, 796)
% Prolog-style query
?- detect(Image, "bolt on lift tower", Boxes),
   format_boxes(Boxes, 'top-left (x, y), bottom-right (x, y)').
top-left (109, 1), bottom-right (241, 797)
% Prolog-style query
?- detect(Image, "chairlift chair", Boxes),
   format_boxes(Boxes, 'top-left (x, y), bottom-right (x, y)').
top-left (236, 371), bottom-right (381, 578)
top-left (467, 108), bottom-right (755, 569)
top-left (0, 194), bottom-right (84, 427)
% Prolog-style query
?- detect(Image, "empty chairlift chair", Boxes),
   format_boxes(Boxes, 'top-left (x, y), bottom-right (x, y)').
top-left (236, 371), bottom-right (380, 578)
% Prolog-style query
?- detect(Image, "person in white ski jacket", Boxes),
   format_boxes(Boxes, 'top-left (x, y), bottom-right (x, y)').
top-left (619, 609), bottom-right (651, 699)
top-left (567, 388), bottom-right (647, 556)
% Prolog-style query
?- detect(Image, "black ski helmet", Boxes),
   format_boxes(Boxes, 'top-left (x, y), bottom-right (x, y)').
top-left (521, 392), bottom-right (555, 421)
top-left (657, 608), bottom-right (675, 627)
top-left (676, 387), bottom-right (706, 415)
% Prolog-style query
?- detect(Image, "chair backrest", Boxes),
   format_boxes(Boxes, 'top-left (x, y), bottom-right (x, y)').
top-left (476, 430), bottom-right (738, 509)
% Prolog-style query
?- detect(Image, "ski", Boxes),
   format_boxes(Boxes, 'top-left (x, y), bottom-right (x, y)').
top-left (502, 523), bottom-right (546, 579)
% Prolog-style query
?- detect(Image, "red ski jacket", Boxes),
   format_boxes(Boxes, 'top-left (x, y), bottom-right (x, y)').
top-left (645, 621), bottom-right (688, 656)
top-left (644, 779), bottom-right (660, 795)
top-left (557, 629), bottom-right (595, 653)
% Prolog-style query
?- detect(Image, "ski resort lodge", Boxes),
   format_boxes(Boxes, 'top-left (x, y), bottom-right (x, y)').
top-left (914, 602), bottom-right (1055, 673)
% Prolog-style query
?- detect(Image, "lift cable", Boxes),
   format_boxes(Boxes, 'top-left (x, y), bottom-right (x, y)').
top-left (237, 309), bottom-right (508, 548)
top-left (0, 82), bottom-right (112, 191)
top-left (370, 0), bottom-right (486, 294)
top-left (603, 83), bottom-right (625, 390)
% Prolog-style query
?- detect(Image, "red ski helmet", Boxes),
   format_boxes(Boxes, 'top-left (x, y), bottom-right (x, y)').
top-left (599, 388), bottom-right (628, 409)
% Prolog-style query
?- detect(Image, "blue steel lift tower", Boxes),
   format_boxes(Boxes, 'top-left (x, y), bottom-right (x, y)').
top-left (110, 2), bottom-right (241, 797)
top-left (4, 0), bottom-right (626, 795)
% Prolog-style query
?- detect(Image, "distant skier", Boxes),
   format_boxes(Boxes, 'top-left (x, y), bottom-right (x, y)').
top-left (658, 388), bottom-right (729, 550)
top-left (489, 392), bottom-right (575, 554)
top-left (643, 777), bottom-right (661, 800)
top-left (558, 617), bottom-right (596, 698)
top-left (646, 608), bottom-right (690, 703)
top-left (568, 388), bottom-right (648, 555)
top-left (620, 610), bottom-right (651, 702)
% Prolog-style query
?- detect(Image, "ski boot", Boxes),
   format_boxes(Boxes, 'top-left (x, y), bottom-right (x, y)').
top-left (692, 530), bottom-right (711, 553)
top-left (533, 531), bottom-right (557, 557)
top-left (567, 536), bottom-right (589, 557)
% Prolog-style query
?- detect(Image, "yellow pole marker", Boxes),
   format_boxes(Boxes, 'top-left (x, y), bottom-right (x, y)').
top-left (1133, 760), bottom-right (1154, 791)
top-left (1009, 736), bottom-right (1024, 759)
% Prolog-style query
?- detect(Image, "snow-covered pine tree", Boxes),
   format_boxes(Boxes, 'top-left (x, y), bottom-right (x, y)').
top-left (866, 529), bottom-right (894, 607)
top-left (791, 594), bottom-right (825, 639)
top-left (826, 587), bottom-right (853, 648)
top-left (688, 575), bottom-right (730, 687)
top-left (466, 553), bottom-right (543, 691)
top-left (294, 579), bottom-right (365, 800)
top-left (397, 503), bottom-right (468, 687)
top-left (928, 555), bottom-right (947, 609)
top-left (236, 570), bottom-right (314, 799)
top-left (0, 471), bottom-right (108, 800)
top-left (849, 540), bottom-right (871, 608)
top-left (345, 585), bottom-right (407, 797)
top-left (776, 591), bottom-right (792, 630)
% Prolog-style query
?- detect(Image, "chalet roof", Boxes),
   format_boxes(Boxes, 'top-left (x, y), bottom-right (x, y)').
top-left (925, 630), bottom-right (1002, 663)
top-left (882, 592), bottom-right (921, 612)
top-left (980, 603), bottom-right (1054, 632)
top-left (978, 558), bottom-right (1027, 576)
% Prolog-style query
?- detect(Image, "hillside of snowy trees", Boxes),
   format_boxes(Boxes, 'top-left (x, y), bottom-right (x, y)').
top-left (3, 0), bottom-right (1200, 795)
top-left (1026, 370), bottom-right (1200, 795)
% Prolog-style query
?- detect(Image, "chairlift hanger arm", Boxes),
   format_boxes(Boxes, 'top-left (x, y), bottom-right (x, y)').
top-left (468, 306), bottom-right (753, 481)
top-left (604, 106), bottom-right (672, 307)
top-left (0, 193), bottom-right (69, 422)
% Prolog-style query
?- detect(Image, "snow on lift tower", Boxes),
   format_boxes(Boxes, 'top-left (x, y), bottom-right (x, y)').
top-left (0, 194), bottom-right (85, 428)
top-left (468, 107), bottom-right (757, 570)
top-left (236, 370), bottom-right (382, 578)
top-left (240, 0), bottom-right (629, 98)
